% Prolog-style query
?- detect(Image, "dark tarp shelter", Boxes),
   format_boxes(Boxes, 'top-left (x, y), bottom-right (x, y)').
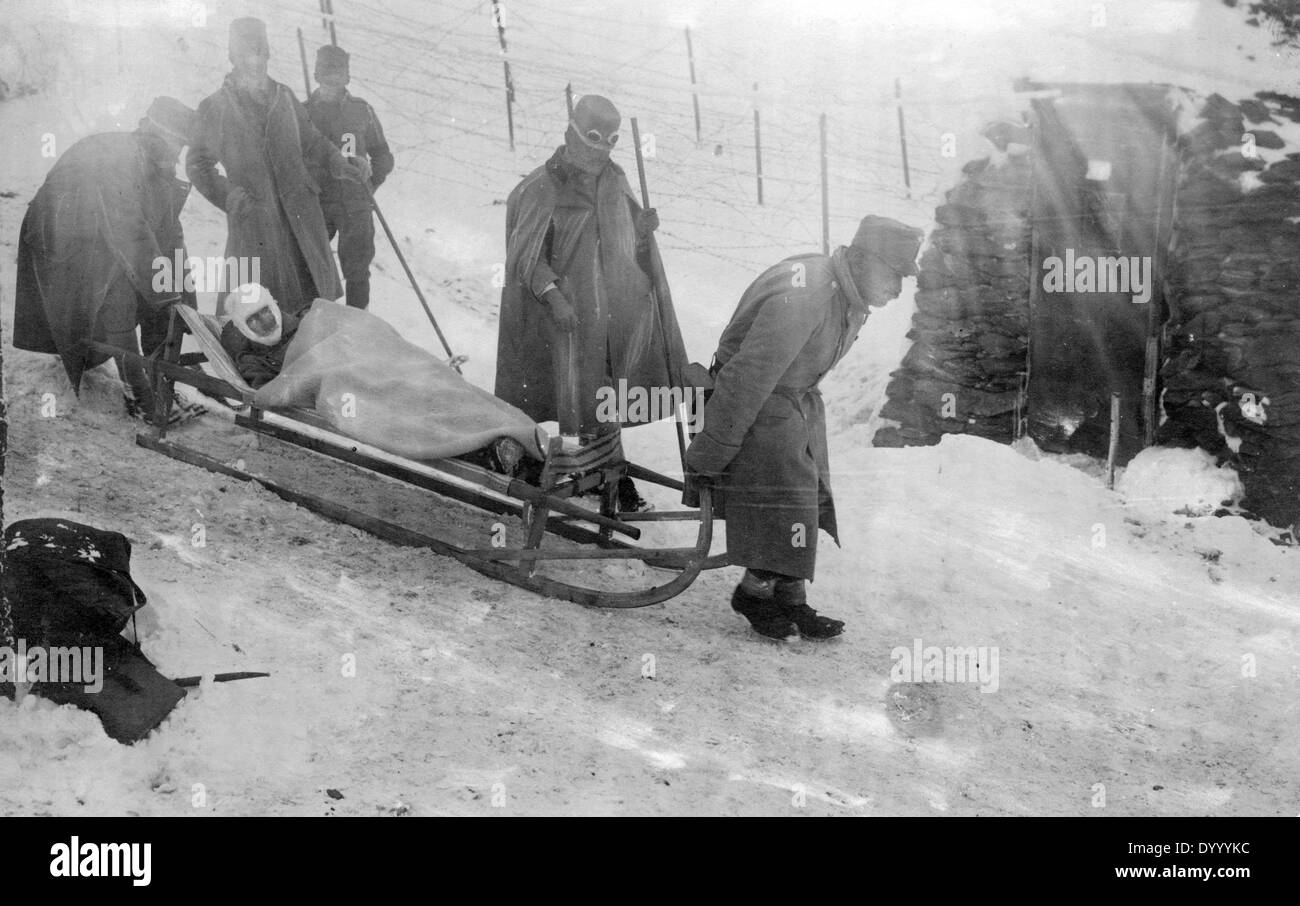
top-left (1026, 83), bottom-right (1178, 463)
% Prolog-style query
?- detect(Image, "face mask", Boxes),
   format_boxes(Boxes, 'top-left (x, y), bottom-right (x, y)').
top-left (563, 126), bottom-right (610, 173)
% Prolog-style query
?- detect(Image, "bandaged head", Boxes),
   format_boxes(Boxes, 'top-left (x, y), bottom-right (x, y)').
top-left (227, 283), bottom-right (283, 346)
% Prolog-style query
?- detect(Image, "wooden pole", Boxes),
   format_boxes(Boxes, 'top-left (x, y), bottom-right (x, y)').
top-left (753, 83), bottom-right (763, 205)
top-left (371, 199), bottom-right (461, 369)
top-left (1143, 138), bottom-right (1173, 448)
top-left (319, 0), bottom-right (329, 34)
top-left (895, 77), bottom-right (911, 198)
top-left (1, 304), bottom-right (9, 652)
top-left (684, 27), bottom-right (701, 146)
top-left (297, 27), bottom-right (312, 96)
top-left (491, 0), bottom-right (515, 151)
top-left (1106, 392), bottom-right (1121, 489)
top-left (631, 116), bottom-right (689, 471)
top-left (819, 113), bottom-right (830, 255)
top-left (565, 83), bottom-right (574, 119)
top-left (326, 0), bottom-right (338, 46)
top-left (1021, 116), bottom-right (1039, 444)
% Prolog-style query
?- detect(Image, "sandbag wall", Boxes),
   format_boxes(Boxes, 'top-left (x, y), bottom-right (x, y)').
top-left (1160, 91), bottom-right (1300, 529)
top-left (874, 151), bottom-right (1032, 448)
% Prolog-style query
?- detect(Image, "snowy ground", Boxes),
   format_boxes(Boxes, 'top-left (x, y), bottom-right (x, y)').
top-left (2, 0), bottom-right (1299, 815)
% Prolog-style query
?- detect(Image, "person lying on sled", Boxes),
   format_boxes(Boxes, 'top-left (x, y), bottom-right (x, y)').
top-left (218, 283), bottom-right (531, 475)
top-left (219, 283), bottom-right (301, 389)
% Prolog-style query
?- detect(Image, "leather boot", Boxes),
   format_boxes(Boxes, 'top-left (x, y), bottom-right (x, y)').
top-left (773, 577), bottom-right (844, 640)
top-left (730, 571), bottom-right (797, 640)
top-left (116, 355), bottom-right (156, 418)
top-left (617, 477), bottom-right (653, 514)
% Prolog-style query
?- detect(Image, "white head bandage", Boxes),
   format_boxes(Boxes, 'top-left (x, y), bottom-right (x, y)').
top-left (226, 283), bottom-right (283, 347)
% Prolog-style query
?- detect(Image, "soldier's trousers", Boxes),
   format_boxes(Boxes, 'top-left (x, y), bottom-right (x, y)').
top-left (103, 293), bottom-right (172, 413)
top-left (323, 202), bottom-right (376, 309)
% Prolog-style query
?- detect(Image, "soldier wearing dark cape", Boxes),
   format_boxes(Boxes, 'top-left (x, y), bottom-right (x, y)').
top-left (13, 96), bottom-right (201, 419)
top-left (495, 95), bottom-right (689, 512)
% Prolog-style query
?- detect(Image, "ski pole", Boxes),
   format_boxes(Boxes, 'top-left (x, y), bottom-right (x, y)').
top-left (369, 191), bottom-right (464, 372)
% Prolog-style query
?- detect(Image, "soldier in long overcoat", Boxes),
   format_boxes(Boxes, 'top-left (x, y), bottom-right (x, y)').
top-left (685, 216), bottom-right (924, 640)
top-left (495, 95), bottom-right (689, 512)
top-left (13, 97), bottom-right (199, 417)
top-left (188, 17), bottom-right (363, 313)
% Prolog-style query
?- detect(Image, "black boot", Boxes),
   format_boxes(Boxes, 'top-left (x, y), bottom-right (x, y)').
top-left (489, 437), bottom-right (526, 476)
top-left (773, 577), bottom-right (844, 640)
top-left (116, 355), bottom-right (156, 419)
top-left (730, 572), bottom-right (797, 640)
top-left (617, 476), bottom-right (653, 514)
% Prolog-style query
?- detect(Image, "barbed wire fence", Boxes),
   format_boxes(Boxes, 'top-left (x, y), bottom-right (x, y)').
top-left (277, 0), bottom-right (974, 269)
top-left (144, 0), bottom-right (1022, 275)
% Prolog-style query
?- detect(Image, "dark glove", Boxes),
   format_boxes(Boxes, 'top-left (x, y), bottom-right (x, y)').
top-left (636, 208), bottom-right (659, 258)
top-left (226, 185), bottom-right (255, 218)
top-left (682, 462), bottom-right (716, 510)
top-left (637, 207), bottom-right (659, 234)
top-left (348, 156), bottom-right (373, 184)
top-left (684, 430), bottom-right (736, 482)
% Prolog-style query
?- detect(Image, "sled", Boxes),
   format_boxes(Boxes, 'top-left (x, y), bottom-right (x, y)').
top-left (86, 306), bottom-right (727, 608)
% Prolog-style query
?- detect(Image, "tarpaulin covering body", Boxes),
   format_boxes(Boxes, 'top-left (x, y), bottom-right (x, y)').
top-left (1026, 85), bottom-right (1177, 463)
top-left (253, 300), bottom-right (546, 462)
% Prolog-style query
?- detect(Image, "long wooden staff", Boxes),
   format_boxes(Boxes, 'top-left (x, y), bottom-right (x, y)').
top-left (630, 117), bottom-right (688, 471)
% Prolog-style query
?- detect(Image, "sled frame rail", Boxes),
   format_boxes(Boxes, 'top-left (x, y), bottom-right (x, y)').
top-left (87, 310), bottom-right (725, 608)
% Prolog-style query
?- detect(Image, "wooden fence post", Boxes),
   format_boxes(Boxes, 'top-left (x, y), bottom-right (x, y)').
top-left (685, 27), bottom-right (702, 146)
top-left (491, 0), bottom-right (515, 151)
top-left (896, 77), bottom-right (911, 197)
top-left (297, 28), bottom-right (312, 96)
top-left (820, 113), bottom-right (829, 255)
top-left (1107, 392), bottom-right (1121, 488)
top-left (753, 83), bottom-right (763, 205)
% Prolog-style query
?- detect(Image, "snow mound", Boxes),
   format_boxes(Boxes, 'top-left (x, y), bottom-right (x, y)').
top-left (1116, 447), bottom-right (1243, 517)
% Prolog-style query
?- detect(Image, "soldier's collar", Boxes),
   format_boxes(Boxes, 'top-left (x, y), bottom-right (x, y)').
top-left (313, 87), bottom-right (351, 103)
top-left (548, 145), bottom-right (622, 180)
top-left (830, 247), bottom-right (866, 311)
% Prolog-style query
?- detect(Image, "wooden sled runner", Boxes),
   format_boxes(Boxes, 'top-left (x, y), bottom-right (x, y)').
top-left (87, 306), bottom-right (727, 608)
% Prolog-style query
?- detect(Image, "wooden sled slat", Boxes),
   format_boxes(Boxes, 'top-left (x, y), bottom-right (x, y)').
top-left (103, 307), bottom-right (726, 608)
top-left (136, 434), bottom-right (715, 608)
